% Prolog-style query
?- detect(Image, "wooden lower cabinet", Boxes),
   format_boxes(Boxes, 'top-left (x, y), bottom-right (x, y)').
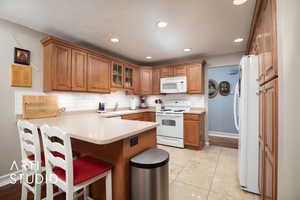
top-left (259, 78), bottom-right (278, 200)
top-left (143, 112), bottom-right (155, 122)
top-left (259, 140), bottom-right (264, 193)
top-left (121, 113), bottom-right (144, 121)
top-left (121, 112), bottom-right (155, 122)
top-left (184, 114), bottom-right (204, 149)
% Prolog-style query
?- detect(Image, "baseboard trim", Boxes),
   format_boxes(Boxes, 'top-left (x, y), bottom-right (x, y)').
top-left (208, 135), bottom-right (239, 149)
top-left (0, 170), bottom-right (22, 188)
top-left (208, 131), bottom-right (239, 139)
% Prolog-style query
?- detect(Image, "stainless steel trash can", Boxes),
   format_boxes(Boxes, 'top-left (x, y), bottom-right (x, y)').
top-left (130, 148), bottom-right (169, 200)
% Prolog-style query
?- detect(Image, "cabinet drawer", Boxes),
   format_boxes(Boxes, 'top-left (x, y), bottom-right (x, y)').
top-left (184, 114), bottom-right (201, 121)
top-left (121, 113), bottom-right (143, 120)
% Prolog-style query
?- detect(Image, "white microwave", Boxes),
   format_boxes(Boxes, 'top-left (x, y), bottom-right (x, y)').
top-left (160, 76), bottom-right (187, 93)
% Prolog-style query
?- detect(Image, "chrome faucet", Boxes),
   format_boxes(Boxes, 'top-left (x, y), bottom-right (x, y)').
top-left (113, 102), bottom-right (119, 111)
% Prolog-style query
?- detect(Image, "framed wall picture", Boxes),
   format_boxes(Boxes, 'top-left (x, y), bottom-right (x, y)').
top-left (208, 79), bottom-right (218, 99)
top-left (219, 81), bottom-right (231, 96)
top-left (14, 48), bottom-right (31, 65)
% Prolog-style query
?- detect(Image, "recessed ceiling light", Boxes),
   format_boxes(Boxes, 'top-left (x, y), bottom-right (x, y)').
top-left (110, 38), bottom-right (119, 43)
top-left (234, 38), bottom-right (244, 43)
top-left (184, 48), bottom-right (192, 52)
top-left (145, 56), bottom-right (152, 59)
top-left (157, 21), bottom-right (168, 28)
top-left (233, 0), bottom-right (248, 6)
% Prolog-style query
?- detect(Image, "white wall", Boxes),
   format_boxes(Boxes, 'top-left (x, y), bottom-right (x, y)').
top-left (0, 19), bottom-right (46, 176)
top-left (205, 52), bottom-right (244, 68)
top-left (277, 0), bottom-right (300, 199)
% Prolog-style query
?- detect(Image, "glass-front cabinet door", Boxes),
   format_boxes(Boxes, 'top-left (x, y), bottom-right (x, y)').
top-left (124, 65), bottom-right (134, 89)
top-left (112, 62), bottom-right (123, 87)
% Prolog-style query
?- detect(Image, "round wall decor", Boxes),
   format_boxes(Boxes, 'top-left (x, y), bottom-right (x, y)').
top-left (208, 79), bottom-right (218, 99)
top-left (219, 81), bottom-right (231, 96)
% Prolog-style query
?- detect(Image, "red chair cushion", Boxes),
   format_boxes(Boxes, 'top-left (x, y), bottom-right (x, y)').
top-left (53, 156), bottom-right (112, 185)
top-left (28, 151), bottom-right (65, 167)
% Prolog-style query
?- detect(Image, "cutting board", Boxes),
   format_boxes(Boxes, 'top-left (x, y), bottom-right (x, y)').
top-left (22, 96), bottom-right (59, 119)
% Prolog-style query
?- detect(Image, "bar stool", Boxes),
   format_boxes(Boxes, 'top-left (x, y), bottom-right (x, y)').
top-left (17, 120), bottom-right (72, 200)
top-left (17, 120), bottom-right (44, 200)
top-left (40, 125), bottom-right (113, 200)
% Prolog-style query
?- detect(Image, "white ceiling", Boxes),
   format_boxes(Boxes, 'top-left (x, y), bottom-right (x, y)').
top-left (0, 0), bottom-right (256, 64)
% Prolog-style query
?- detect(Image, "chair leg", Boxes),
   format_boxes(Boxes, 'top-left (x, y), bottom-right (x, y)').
top-left (46, 183), bottom-right (54, 200)
top-left (65, 190), bottom-right (74, 200)
top-left (105, 170), bottom-right (112, 200)
top-left (21, 184), bottom-right (28, 200)
top-left (84, 186), bottom-right (89, 200)
top-left (34, 183), bottom-right (41, 200)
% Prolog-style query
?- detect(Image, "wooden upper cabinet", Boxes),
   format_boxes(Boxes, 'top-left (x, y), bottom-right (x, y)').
top-left (52, 44), bottom-right (72, 90)
top-left (111, 62), bottom-right (124, 88)
top-left (71, 49), bottom-right (87, 91)
top-left (263, 0), bottom-right (277, 82)
top-left (173, 65), bottom-right (187, 77)
top-left (187, 64), bottom-right (204, 94)
top-left (124, 65), bottom-right (134, 89)
top-left (87, 55), bottom-right (110, 93)
top-left (140, 67), bottom-right (153, 95)
top-left (256, 17), bottom-right (265, 83)
top-left (160, 65), bottom-right (173, 78)
top-left (152, 68), bottom-right (161, 95)
top-left (133, 67), bottom-right (140, 95)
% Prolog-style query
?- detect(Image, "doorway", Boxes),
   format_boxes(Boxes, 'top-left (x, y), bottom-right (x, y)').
top-left (207, 65), bottom-right (240, 140)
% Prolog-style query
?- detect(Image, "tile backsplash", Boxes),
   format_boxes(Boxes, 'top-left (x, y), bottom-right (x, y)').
top-left (14, 90), bottom-right (139, 114)
top-left (146, 94), bottom-right (205, 108)
top-left (15, 90), bottom-right (205, 115)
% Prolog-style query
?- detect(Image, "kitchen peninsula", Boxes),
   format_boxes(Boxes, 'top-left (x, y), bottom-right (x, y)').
top-left (29, 112), bottom-right (159, 200)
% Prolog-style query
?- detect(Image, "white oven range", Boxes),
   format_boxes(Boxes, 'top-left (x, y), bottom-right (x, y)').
top-left (156, 100), bottom-right (190, 148)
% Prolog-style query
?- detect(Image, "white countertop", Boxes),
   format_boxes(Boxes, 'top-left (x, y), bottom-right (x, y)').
top-left (28, 113), bottom-right (159, 145)
top-left (96, 108), bottom-right (206, 117)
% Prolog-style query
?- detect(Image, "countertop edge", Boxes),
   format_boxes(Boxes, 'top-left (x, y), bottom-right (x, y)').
top-left (70, 123), bottom-right (159, 145)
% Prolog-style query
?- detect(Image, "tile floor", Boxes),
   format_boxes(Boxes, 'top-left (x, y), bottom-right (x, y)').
top-left (158, 145), bottom-right (260, 200)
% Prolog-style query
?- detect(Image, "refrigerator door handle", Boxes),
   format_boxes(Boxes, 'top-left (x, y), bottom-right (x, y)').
top-left (234, 82), bottom-right (240, 131)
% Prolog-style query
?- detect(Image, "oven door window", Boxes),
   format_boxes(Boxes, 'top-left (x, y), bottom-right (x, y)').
top-left (162, 119), bottom-right (176, 126)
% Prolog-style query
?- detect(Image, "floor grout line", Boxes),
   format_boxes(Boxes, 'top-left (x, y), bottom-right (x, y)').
top-left (206, 147), bottom-right (222, 200)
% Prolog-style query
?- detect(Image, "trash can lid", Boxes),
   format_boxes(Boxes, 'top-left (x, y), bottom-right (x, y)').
top-left (130, 148), bottom-right (169, 169)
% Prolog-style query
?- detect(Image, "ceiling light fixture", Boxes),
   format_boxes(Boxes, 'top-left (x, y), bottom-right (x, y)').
top-left (110, 38), bottom-right (119, 43)
top-left (234, 38), bottom-right (244, 43)
top-left (157, 21), bottom-right (168, 28)
top-left (233, 0), bottom-right (248, 6)
top-left (184, 48), bottom-right (192, 52)
top-left (145, 56), bottom-right (152, 59)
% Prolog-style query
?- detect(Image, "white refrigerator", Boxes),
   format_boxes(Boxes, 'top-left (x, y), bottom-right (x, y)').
top-left (234, 55), bottom-right (260, 194)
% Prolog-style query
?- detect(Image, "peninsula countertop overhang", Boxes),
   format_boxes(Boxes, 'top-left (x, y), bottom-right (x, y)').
top-left (28, 113), bottom-right (159, 145)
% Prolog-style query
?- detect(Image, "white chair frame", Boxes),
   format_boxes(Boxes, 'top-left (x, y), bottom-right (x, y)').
top-left (17, 120), bottom-right (44, 200)
top-left (40, 125), bottom-right (112, 200)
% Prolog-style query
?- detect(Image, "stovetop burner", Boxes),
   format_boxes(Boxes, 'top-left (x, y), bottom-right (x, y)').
top-left (174, 110), bottom-right (185, 112)
top-left (160, 109), bottom-right (172, 111)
